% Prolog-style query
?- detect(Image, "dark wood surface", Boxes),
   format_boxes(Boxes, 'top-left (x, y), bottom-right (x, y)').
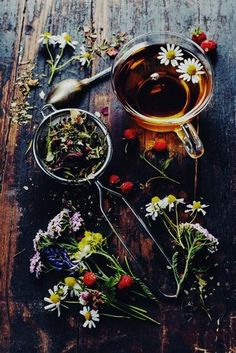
top-left (0, 0), bottom-right (236, 352)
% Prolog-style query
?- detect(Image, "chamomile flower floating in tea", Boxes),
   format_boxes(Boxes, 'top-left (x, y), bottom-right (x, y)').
top-left (176, 58), bottom-right (205, 84)
top-left (157, 43), bottom-right (184, 67)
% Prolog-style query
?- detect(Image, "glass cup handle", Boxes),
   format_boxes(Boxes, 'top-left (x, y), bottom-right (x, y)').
top-left (176, 122), bottom-right (204, 159)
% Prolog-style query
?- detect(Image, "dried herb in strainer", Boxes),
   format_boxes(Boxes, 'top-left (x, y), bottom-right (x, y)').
top-left (43, 110), bottom-right (108, 181)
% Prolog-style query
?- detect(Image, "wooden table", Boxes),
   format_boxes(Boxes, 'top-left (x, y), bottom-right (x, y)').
top-left (1, 0), bottom-right (236, 352)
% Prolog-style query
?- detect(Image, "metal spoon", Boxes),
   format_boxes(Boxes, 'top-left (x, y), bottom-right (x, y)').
top-left (46, 66), bottom-right (112, 106)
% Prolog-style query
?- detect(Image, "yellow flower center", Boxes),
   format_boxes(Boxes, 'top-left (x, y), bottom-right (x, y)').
top-left (84, 311), bottom-right (91, 321)
top-left (44, 32), bottom-right (52, 39)
top-left (151, 196), bottom-right (160, 204)
top-left (50, 294), bottom-right (60, 304)
top-left (192, 201), bottom-right (201, 209)
top-left (167, 194), bottom-right (176, 204)
top-left (187, 64), bottom-right (197, 76)
top-left (64, 33), bottom-right (71, 42)
top-left (166, 50), bottom-right (176, 60)
top-left (65, 276), bottom-right (76, 287)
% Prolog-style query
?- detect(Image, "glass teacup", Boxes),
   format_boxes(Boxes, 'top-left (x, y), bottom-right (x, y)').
top-left (111, 32), bottom-right (214, 158)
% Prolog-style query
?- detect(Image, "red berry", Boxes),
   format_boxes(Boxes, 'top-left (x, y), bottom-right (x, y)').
top-left (123, 128), bottom-right (137, 140)
top-left (83, 271), bottom-right (97, 286)
top-left (120, 181), bottom-right (134, 193)
top-left (153, 138), bottom-right (168, 152)
top-left (108, 174), bottom-right (120, 185)
top-left (117, 274), bottom-right (134, 290)
top-left (200, 39), bottom-right (217, 53)
top-left (191, 28), bottom-right (207, 45)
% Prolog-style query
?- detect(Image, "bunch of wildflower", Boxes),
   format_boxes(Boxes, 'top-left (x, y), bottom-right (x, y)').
top-left (144, 194), bottom-right (219, 297)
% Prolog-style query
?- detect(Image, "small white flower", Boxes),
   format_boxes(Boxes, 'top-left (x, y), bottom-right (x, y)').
top-left (157, 43), bottom-right (184, 67)
top-left (176, 58), bottom-right (205, 84)
top-left (145, 196), bottom-right (162, 220)
top-left (150, 72), bottom-right (160, 80)
top-left (180, 223), bottom-right (219, 253)
top-left (159, 194), bottom-right (185, 212)
top-left (78, 45), bottom-right (94, 66)
top-left (64, 276), bottom-right (82, 297)
top-left (39, 90), bottom-right (45, 100)
top-left (80, 306), bottom-right (100, 329)
top-left (38, 32), bottom-right (57, 46)
top-left (56, 32), bottom-right (78, 49)
top-left (44, 285), bottom-right (68, 317)
top-left (185, 201), bottom-right (209, 216)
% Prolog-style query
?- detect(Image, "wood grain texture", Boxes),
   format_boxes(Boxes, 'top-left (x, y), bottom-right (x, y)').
top-left (0, 0), bottom-right (235, 352)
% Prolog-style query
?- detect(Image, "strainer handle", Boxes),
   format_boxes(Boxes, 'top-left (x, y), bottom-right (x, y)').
top-left (95, 180), bottom-right (172, 268)
top-left (95, 180), bottom-right (176, 299)
top-left (41, 104), bottom-right (57, 119)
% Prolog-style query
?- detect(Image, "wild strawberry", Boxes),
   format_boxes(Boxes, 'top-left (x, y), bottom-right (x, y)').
top-left (108, 174), bottom-right (120, 185)
top-left (200, 39), bottom-right (217, 53)
top-left (117, 274), bottom-right (134, 290)
top-left (120, 181), bottom-right (134, 193)
top-left (83, 271), bottom-right (97, 287)
top-left (123, 128), bottom-right (137, 140)
top-left (153, 138), bottom-right (168, 152)
top-left (191, 28), bottom-right (207, 45)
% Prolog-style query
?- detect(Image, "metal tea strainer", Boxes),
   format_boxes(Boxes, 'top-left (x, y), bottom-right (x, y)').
top-left (33, 104), bottom-right (176, 299)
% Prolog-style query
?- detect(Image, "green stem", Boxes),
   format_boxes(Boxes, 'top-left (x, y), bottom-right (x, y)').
top-left (175, 249), bottom-right (191, 297)
top-left (101, 313), bottom-right (131, 319)
top-left (56, 56), bottom-right (78, 70)
top-left (140, 149), bottom-right (179, 184)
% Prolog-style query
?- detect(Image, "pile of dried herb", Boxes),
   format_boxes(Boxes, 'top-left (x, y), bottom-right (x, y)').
top-left (43, 110), bottom-right (108, 181)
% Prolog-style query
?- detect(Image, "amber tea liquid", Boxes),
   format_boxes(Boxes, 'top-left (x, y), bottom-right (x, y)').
top-left (113, 44), bottom-right (211, 130)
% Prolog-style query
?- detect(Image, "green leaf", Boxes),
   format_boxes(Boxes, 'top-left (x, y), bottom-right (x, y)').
top-left (172, 251), bottom-right (180, 283)
top-left (160, 158), bottom-right (172, 171)
top-left (105, 276), bottom-right (120, 288)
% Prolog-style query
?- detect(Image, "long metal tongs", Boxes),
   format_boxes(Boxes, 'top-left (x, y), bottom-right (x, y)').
top-left (95, 180), bottom-right (177, 299)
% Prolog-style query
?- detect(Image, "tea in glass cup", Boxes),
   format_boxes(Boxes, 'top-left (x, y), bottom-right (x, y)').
top-left (112, 33), bottom-right (214, 158)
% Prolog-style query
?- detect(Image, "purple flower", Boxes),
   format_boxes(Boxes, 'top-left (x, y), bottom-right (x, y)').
top-left (70, 211), bottom-right (83, 232)
top-left (43, 246), bottom-right (75, 271)
top-left (30, 252), bottom-right (42, 278)
top-left (47, 209), bottom-right (70, 239)
top-left (33, 229), bottom-right (48, 251)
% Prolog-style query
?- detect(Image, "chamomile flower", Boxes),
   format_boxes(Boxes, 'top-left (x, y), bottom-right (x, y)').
top-left (185, 201), bottom-right (209, 216)
top-left (44, 284), bottom-right (68, 317)
top-left (80, 306), bottom-right (100, 329)
top-left (159, 194), bottom-right (185, 212)
top-left (56, 32), bottom-right (78, 49)
top-left (176, 58), bottom-right (205, 84)
top-left (79, 45), bottom-right (94, 66)
top-left (145, 196), bottom-right (162, 220)
top-left (64, 276), bottom-right (82, 297)
top-left (38, 32), bottom-right (57, 46)
top-left (157, 43), bottom-right (183, 67)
